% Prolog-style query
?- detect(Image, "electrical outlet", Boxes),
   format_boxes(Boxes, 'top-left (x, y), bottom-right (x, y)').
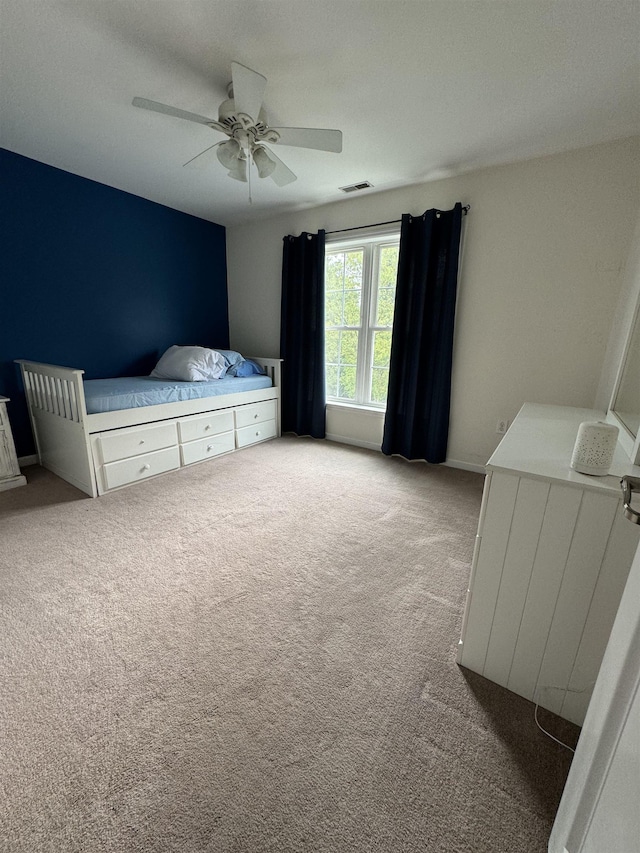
top-left (496, 419), bottom-right (509, 435)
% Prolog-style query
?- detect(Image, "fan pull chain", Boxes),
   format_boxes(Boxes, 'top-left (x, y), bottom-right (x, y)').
top-left (248, 154), bottom-right (253, 204)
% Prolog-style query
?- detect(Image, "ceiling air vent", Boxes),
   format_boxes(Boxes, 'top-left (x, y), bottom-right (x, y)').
top-left (339, 181), bottom-right (373, 193)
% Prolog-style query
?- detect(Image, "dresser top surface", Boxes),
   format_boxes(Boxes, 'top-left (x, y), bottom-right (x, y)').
top-left (487, 403), bottom-right (640, 494)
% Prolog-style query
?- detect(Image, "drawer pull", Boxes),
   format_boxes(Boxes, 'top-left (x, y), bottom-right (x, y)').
top-left (141, 464), bottom-right (150, 471)
top-left (204, 424), bottom-right (210, 431)
top-left (256, 431), bottom-right (260, 436)
top-left (207, 444), bottom-right (213, 451)
top-left (139, 439), bottom-right (145, 445)
top-left (254, 413), bottom-right (259, 419)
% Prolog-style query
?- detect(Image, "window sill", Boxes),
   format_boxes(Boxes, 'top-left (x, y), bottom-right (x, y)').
top-left (326, 401), bottom-right (386, 418)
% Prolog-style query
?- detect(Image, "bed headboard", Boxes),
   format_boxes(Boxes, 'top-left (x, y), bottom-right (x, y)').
top-left (15, 359), bottom-right (95, 495)
top-left (15, 360), bottom-right (89, 424)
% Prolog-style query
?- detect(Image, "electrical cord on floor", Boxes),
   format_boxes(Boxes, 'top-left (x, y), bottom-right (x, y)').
top-left (534, 703), bottom-right (575, 753)
top-left (533, 684), bottom-right (594, 754)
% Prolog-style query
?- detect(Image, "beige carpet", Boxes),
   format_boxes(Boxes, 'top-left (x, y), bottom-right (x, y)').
top-left (0, 437), bottom-right (578, 853)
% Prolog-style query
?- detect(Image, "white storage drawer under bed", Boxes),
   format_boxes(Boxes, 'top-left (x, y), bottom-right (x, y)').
top-left (96, 421), bottom-right (177, 464)
top-left (234, 399), bottom-right (277, 429)
top-left (236, 419), bottom-right (277, 448)
top-left (103, 445), bottom-right (181, 491)
top-left (177, 410), bottom-right (234, 443)
top-left (180, 430), bottom-right (235, 466)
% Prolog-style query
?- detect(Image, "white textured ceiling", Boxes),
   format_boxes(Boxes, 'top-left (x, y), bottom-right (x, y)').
top-left (1, 1), bottom-right (639, 227)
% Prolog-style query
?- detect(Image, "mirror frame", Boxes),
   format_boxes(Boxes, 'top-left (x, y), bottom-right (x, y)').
top-left (608, 286), bottom-right (640, 466)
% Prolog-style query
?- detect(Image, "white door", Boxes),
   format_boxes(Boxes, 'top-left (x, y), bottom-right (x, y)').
top-left (548, 524), bottom-right (640, 853)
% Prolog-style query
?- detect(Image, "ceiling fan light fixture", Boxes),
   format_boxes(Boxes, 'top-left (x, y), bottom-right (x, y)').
top-left (252, 145), bottom-right (276, 179)
top-left (216, 137), bottom-right (241, 169)
top-left (227, 155), bottom-right (248, 183)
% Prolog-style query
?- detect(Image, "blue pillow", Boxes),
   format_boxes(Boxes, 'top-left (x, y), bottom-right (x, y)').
top-left (234, 359), bottom-right (267, 377)
top-left (212, 349), bottom-right (243, 365)
top-left (211, 349), bottom-right (245, 376)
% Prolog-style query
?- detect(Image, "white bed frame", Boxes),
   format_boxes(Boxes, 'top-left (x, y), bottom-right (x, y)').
top-left (16, 358), bottom-right (282, 498)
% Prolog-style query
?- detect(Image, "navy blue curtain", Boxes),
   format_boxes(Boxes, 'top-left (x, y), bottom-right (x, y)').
top-left (280, 230), bottom-right (326, 438)
top-left (382, 204), bottom-right (463, 462)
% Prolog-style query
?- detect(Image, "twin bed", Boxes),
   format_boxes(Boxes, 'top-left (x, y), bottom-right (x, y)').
top-left (17, 357), bottom-right (282, 497)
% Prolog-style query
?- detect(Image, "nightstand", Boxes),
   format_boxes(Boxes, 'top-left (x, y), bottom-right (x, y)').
top-left (0, 397), bottom-right (27, 491)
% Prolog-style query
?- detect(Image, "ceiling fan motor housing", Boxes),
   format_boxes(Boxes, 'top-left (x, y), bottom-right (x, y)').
top-left (218, 98), bottom-right (280, 147)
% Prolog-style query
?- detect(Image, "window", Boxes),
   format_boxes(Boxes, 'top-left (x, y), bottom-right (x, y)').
top-left (325, 233), bottom-right (399, 408)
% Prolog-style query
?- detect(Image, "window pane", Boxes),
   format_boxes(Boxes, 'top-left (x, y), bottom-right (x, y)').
top-left (339, 330), bottom-right (359, 365)
top-left (325, 329), bottom-right (358, 401)
top-left (326, 363), bottom-right (338, 398)
top-left (368, 330), bottom-right (392, 405)
top-left (375, 245), bottom-right (399, 326)
top-left (344, 289), bottom-right (361, 325)
top-left (325, 329), bottom-right (340, 363)
top-left (326, 249), bottom-right (363, 326)
top-left (325, 253), bottom-right (345, 290)
top-left (370, 367), bottom-right (390, 405)
top-left (338, 364), bottom-right (357, 400)
top-left (376, 288), bottom-right (395, 326)
top-left (378, 245), bottom-right (399, 286)
top-left (325, 290), bottom-right (343, 327)
top-left (372, 330), bottom-right (392, 367)
top-left (344, 251), bottom-right (363, 289)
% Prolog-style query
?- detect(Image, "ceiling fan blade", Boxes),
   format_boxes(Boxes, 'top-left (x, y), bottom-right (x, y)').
top-left (183, 143), bottom-right (224, 169)
top-left (271, 127), bottom-right (342, 153)
top-left (132, 97), bottom-right (218, 127)
top-left (264, 148), bottom-right (297, 187)
top-left (231, 62), bottom-right (267, 122)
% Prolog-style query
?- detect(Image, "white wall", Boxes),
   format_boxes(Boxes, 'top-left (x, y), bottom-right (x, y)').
top-left (227, 136), bottom-right (640, 469)
top-left (595, 211), bottom-right (640, 411)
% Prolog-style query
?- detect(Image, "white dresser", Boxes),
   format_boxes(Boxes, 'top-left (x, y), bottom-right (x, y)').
top-left (457, 403), bottom-right (640, 726)
top-left (0, 396), bottom-right (27, 491)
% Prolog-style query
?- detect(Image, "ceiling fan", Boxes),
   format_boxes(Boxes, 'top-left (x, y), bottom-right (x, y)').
top-left (132, 62), bottom-right (343, 190)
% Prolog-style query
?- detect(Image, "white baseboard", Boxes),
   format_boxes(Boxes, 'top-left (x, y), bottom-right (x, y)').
top-left (18, 454), bottom-right (38, 468)
top-left (325, 433), bottom-right (382, 452)
top-left (444, 457), bottom-right (486, 474)
top-left (325, 436), bottom-right (486, 473)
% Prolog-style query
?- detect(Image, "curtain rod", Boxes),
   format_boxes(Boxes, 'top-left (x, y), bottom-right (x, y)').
top-left (325, 204), bottom-right (470, 236)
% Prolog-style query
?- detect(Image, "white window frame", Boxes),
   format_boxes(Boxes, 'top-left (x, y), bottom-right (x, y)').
top-left (325, 228), bottom-right (400, 409)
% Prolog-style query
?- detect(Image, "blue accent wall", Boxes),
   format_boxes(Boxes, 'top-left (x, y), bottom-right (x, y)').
top-left (0, 148), bottom-right (229, 457)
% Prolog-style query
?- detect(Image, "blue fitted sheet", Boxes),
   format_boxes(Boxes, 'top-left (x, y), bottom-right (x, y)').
top-left (84, 375), bottom-right (273, 414)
